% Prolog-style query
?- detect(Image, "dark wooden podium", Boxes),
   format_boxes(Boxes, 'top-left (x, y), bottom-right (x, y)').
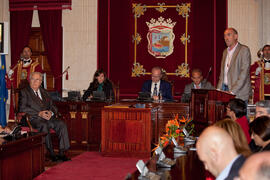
top-left (101, 106), bottom-right (156, 158)
top-left (191, 89), bottom-right (235, 133)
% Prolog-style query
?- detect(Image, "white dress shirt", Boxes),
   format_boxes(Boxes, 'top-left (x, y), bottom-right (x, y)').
top-left (23, 58), bottom-right (32, 67)
top-left (151, 81), bottom-right (160, 96)
top-left (193, 83), bottom-right (201, 89)
top-left (33, 88), bottom-right (42, 100)
top-left (224, 43), bottom-right (239, 85)
top-left (264, 58), bottom-right (270, 69)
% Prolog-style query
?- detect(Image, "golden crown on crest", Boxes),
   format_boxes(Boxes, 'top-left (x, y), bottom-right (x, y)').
top-left (146, 16), bottom-right (176, 29)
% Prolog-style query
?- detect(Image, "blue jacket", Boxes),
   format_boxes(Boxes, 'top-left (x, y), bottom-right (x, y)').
top-left (141, 80), bottom-right (173, 101)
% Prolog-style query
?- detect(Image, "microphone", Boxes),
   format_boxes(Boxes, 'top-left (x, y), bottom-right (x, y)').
top-left (204, 66), bottom-right (212, 82)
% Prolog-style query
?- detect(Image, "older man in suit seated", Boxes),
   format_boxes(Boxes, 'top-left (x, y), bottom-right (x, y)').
top-left (181, 68), bottom-right (214, 103)
top-left (141, 66), bottom-right (172, 101)
top-left (19, 72), bottom-right (70, 162)
top-left (196, 126), bottom-right (246, 180)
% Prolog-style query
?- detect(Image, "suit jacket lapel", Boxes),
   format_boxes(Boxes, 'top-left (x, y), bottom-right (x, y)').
top-left (221, 51), bottom-right (227, 75)
top-left (228, 43), bottom-right (241, 71)
top-left (29, 86), bottom-right (45, 106)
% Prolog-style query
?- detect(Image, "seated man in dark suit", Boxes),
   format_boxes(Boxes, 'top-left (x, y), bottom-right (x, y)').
top-left (141, 66), bottom-right (172, 101)
top-left (181, 68), bottom-right (214, 103)
top-left (19, 72), bottom-right (70, 162)
top-left (197, 126), bottom-right (246, 180)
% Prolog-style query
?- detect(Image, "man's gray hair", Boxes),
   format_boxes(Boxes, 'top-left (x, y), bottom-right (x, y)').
top-left (256, 100), bottom-right (270, 114)
top-left (30, 72), bottom-right (43, 80)
top-left (256, 162), bottom-right (270, 180)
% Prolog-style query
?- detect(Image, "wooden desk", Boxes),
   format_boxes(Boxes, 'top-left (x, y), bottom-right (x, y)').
top-left (54, 101), bottom-right (190, 149)
top-left (101, 107), bottom-right (155, 157)
top-left (54, 101), bottom-right (110, 150)
top-left (127, 141), bottom-right (206, 180)
top-left (0, 133), bottom-right (46, 180)
top-left (118, 101), bottom-right (190, 142)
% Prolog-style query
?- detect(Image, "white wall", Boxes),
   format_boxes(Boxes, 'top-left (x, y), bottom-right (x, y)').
top-left (62, 0), bottom-right (97, 95)
top-left (228, 0), bottom-right (270, 64)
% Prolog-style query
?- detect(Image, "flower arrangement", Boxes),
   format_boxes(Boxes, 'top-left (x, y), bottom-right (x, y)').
top-left (153, 114), bottom-right (194, 151)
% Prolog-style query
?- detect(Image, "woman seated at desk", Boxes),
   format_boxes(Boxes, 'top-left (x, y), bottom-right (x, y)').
top-left (82, 69), bottom-right (114, 101)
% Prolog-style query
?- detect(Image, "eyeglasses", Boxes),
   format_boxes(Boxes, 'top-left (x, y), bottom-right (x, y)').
top-left (152, 75), bottom-right (161, 78)
top-left (31, 78), bottom-right (42, 82)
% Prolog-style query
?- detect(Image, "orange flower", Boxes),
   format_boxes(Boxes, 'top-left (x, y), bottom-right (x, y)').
top-left (163, 141), bottom-right (169, 147)
top-left (176, 129), bottom-right (181, 134)
top-left (179, 116), bottom-right (188, 123)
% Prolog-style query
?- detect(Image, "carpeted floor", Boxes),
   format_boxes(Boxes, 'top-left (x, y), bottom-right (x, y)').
top-left (35, 152), bottom-right (145, 180)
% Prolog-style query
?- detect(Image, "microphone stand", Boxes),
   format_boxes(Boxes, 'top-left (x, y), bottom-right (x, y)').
top-left (55, 66), bottom-right (70, 80)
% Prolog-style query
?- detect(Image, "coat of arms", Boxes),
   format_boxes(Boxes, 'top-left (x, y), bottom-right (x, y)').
top-left (146, 17), bottom-right (176, 58)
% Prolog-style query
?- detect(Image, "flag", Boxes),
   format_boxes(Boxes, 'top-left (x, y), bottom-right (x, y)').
top-left (0, 54), bottom-right (8, 127)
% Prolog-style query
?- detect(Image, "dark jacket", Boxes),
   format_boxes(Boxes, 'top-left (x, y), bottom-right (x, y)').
top-left (82, 80), bottom-right (114, 101)
top-left (19, 85), bottom-right (57, 119)
top-left (141, 80), bottom-right (172, 101)
top-left (181, 79), bottom-right (214, 103)
top-left (224, 155), bottom-right (246, 180)
top-left (261, 143), bottom-right (270, 152)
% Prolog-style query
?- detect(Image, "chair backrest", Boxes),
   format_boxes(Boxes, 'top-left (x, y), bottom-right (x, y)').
top-left (161, 73), bottom-right (174, 97)
top-left (112, 81), bottom-right (120, 103)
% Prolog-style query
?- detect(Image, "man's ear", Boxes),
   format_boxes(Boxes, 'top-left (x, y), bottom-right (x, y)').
top-left (209, 146), bottom-right (218, 162)
top-left (234, 33), bottom-right (238, 41)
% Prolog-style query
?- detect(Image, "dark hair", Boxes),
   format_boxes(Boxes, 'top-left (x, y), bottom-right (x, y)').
top-left (23, 46), bottom-right (32, 53)
top-left (250, 116), bottom-right (270, 141)
top-left (191, 68), bottom-right (202, 77)
top-left (262, 44), bottom-right (270, 51)
top-left (228, 98), bottom-right (247, 118)
top-left (92, 69), bottom-right (108, 89)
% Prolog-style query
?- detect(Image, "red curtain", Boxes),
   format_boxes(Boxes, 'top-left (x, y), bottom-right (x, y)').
top-left (10, 10), bottom-right (33, 65)
top-left (9, 0), bottom-right (71, 11)
top-left (38, 10), bottom-right (63, 93)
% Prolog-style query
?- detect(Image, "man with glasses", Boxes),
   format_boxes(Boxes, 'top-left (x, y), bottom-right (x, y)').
top-left (141, 66), bottom-right (172, 101)
top-left (19, 72), bottom-right (70, 162)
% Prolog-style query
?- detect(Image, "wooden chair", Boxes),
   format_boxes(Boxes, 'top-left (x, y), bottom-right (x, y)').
top-left (161, 72), bottom-right (174, 97)
top-left (112, 81), bottom-right (120, 103)
top-left (17, 112), bottom-right (55, 133)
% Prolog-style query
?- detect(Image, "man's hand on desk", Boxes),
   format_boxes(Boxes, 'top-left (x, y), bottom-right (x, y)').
top-left (39, 110), bottom-right (52, 120)
top-left (87, 95), bottom-right (93, 100)
top-left (153, 95), bottom-right (159, 101)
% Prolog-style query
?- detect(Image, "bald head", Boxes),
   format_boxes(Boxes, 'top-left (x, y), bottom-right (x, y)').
top-left (237, 152), bottom-right (270, 180)
top-left (196, 126), bottom-right (238, 177)
top-left (224, 27), bottom-right (238, 49)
